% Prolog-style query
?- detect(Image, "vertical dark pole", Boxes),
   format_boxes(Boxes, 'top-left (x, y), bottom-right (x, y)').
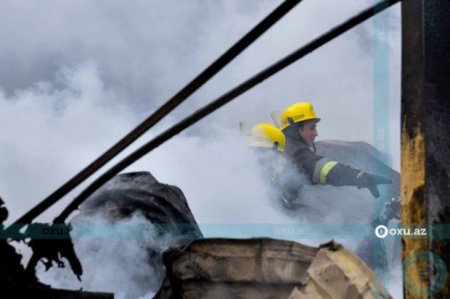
top-left (402, 0), bottom-right (450, 298)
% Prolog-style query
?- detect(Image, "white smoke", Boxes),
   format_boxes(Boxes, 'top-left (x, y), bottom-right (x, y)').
top-left (0, 0), bottom-right (402, 298)
top-left (0, 62), bottom-right (135, 222)
top-left (36, 212), bottom-right (170, 299)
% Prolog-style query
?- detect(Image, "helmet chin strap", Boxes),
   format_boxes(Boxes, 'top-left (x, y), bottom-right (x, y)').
top-left (311, 142), bottom-right (317, 153)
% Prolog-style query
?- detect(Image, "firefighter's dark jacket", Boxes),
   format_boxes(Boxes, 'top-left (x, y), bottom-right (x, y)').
top-left (284, 137), bottom-right (362, 186)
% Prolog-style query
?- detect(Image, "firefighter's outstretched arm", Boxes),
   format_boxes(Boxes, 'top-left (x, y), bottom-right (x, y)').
top-left (288, 144), bottom-right (392, 198)
top-left (314, 159), bottom-right (392, 198)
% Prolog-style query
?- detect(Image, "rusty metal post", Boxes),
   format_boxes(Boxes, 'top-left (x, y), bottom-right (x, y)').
top-left (402, 0), bottom-right (450, 298)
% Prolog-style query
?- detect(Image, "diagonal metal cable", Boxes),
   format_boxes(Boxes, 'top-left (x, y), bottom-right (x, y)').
top-left (10, 0), bottom-right (302, 230)
top-left (54, 0), bottom-right (400, 223)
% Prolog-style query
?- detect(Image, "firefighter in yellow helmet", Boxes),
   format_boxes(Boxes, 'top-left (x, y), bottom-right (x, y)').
top-left (247, 123), bottom-right (285, 182)
top-left (247, 123), bottom-right (306, 208)
top-left (280, 102), bottom-right (391, 198)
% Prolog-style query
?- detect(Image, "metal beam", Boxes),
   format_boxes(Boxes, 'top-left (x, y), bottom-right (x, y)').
top-left (402, 0), bottom-right (450, 298)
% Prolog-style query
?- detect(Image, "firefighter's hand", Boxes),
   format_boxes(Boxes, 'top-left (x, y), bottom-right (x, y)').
top-left (355, 172), bottom-right (392, 198)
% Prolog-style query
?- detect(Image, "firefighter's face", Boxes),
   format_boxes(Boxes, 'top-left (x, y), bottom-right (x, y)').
top-left (299, 121), bottom-right (318, 146)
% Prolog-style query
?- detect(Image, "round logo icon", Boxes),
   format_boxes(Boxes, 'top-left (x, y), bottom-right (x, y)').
top-left (375, 225), bottom-right (389, 238)
top-left (404, 250), bottom-right (447, 296)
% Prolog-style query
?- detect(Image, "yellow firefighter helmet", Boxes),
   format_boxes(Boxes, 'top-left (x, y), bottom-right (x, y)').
top-left (280, 102), bottom-right (320, 130)
top-left (247, 123), bottom-right (285, 153)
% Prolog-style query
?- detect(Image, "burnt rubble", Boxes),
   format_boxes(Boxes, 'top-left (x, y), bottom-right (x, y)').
top-left (154, 238), bottom-right (392, 299)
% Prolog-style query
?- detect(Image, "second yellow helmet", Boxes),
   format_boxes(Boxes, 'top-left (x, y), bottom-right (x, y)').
top-left (247, 123), bottom-right (285, 153)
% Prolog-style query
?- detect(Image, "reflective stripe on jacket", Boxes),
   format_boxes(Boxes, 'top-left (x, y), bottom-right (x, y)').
top-left (284, 138), bottom-right (360, 186)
